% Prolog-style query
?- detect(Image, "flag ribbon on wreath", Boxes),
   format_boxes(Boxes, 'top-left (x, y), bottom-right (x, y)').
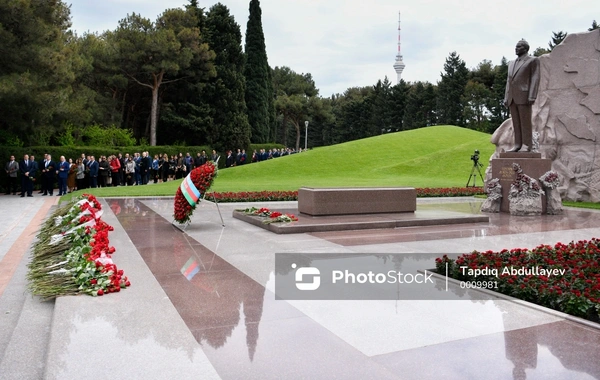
top-left (180, 172), bottom-right (201, 207)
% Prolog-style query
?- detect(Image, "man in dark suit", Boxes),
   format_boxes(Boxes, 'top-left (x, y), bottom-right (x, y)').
top-left (139, 152), bottom-right (148, 185)
top-left (88, 155), bottom-right (99, 188)
top-left (5, 155), bottom-right (19, 195)
top-left (503, 39), bottom-right (540, 152)
top-left (143, 151), bottom-right (152, 184)
top-left (57, 155), bottom-right (70, 195)
top-left (42, 154), bottom-right (56, 195)
top-left (19, 154), bottom-right (34, 197)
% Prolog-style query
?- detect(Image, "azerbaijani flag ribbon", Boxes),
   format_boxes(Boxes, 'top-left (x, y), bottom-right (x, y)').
top-left (180, 172), bottom-right (201, 207)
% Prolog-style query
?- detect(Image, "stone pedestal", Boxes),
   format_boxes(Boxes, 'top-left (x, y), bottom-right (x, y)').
top-left (509, 196), bottom-right (543, 216)
top-left (298, 187), bottom-right (416, 216)
top-left (491, 152), bottom-right (552, 213)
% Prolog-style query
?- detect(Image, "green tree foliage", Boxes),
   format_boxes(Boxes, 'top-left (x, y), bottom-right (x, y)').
top-left (462, 60), bottom-right (494, 132)
top-left (437, 52), bottom-right (469, 126)
top-left (490, 57), bottom-right (509, 130)
top-left (404, 82), bottom-right (437, 130)
top-left (533, 47), bottom-right (550, 57)
top-left (272, 66), bottom-right (320, 150)
top-left (462, 80), bottom-right (491, 132)
top-left (202, 3), bottom-right (251, 153)
top-left (57, 123), bottom-right (136, 146)
top-left (367, 78), bottom-right (395, 136)
top-left (159, 2), bottom-right (212, 146)
top-left (266, 67), bottom-right (278, 142)
top-left (390, 80), bottom-right (410, 130)
top-left (0, 0), bottom-right (76, 145)
top-left (335, 87), bottom-right (374, 142)
top-left (73, 33), bottom-right (129, 126)
top-left (548, 31), bottom-right (567, 50)
top-left (110, 9), bottom-right (215, 146)
top-left (244, 0), bottom-right (273, 143)
top-left (590, 20), bottom-right (599, 31)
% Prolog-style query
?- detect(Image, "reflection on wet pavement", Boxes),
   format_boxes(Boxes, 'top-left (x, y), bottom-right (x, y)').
top-left (111, 198), bottom-right (600, 379)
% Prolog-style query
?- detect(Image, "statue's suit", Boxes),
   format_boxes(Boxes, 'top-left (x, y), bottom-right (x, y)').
top-left (504, 55), bottom-right (540, 150)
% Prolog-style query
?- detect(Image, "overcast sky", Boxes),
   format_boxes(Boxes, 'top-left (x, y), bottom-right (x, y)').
top-left (69, 0), bottom-right (598, 97)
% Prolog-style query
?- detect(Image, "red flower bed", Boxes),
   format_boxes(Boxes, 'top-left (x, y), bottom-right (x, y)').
top-left (173, 162), bottom-right (217, 224)
top-left (436, 238), bottom-right (600, 321)
top-left (415, 187), bottom-right (484, 197)
top-left (209, 190), bottom-right (298, 202)
top-left (207, 187), bottom-right (484, 203)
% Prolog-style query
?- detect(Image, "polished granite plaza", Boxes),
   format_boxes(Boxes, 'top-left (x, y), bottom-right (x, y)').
top-left (94, 197), bottom-right (600, 379)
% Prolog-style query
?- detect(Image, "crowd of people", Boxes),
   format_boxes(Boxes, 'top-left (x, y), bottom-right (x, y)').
top-left (225, 147), bottom-right (307, 167)
top-left (4, 147), bottom-right (307, 196)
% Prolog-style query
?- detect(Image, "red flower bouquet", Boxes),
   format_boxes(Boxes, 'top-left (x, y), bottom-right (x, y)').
top-left (27, 194), bottom-right (130, 299)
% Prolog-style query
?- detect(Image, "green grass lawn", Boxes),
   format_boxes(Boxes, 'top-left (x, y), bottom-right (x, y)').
top-left (63, 125), bottom-right (496, 200)
top-left (563, 201), bottom-right (600, 210)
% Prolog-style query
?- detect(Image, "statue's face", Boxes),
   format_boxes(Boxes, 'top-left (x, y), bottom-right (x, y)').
top-left (515, 42), bottom-right (528, 56)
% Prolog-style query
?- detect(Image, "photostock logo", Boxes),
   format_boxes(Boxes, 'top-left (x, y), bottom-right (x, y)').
top-left (293, 263), bottom-right (320, 290)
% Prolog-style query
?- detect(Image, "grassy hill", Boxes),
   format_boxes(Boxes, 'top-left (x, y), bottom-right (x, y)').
top-left (211, 125), bottom-right (495, 191)
top-left (71, 125), bottom-right (495, 197)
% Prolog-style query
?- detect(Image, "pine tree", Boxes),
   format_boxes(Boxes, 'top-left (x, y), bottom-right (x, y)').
top-left (590, 20), bottom-right (599, 31)
top-left (0, 0), bottom-right (75, 145)
top-left (111, 9), bottom-right (215, 146)
top-left (404, 82), bottom-right (427, 130)
top-left (548, 31), bottom-right (567, 51)
top-left (203, 3), bottom-right (251, 153)
top-left (437, 52), bottom-right (469, 126)
top-left (244, 0), bottom-right (272, 143)
top-left (390, 80), bottom-right (409, 130)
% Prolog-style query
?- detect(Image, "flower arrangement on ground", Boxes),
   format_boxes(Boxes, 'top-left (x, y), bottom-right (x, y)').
top-left (435, 238), bottom-right (600, 321)
top-left (173, 162), bottom-right (217, 224)
top-left (27, 194), bottom-right (129, 299)
top-left (239, 206), bottom-right (299, 224)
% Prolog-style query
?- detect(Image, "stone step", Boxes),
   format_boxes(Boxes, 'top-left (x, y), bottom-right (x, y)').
top-left (0, 252), bottom-right (54, 380)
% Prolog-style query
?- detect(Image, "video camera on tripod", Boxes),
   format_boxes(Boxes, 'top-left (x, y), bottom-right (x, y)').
top-left (470, 150), bottom-right (483, 167)
top-left (466, 149), bottom-right (484, 187)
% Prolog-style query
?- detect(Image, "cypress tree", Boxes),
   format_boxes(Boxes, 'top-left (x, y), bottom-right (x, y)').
top-left (244, 0), bottom-right (271, 143)
top-left (204, 3), bottom-right (251, 153)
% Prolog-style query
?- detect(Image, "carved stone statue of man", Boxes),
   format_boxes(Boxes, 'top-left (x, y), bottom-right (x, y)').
top-left (503, 39), bottom-right (540, 152)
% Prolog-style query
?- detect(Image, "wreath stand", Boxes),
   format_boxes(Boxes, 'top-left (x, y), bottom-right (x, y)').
top-left (172, 191), bottom-right (225, 232)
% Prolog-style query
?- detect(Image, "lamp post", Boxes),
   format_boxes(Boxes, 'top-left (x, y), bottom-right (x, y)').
top-left (304, 120), bottom-right (309, 151)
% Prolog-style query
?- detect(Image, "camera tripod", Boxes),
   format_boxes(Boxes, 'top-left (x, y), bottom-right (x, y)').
top-left (466, 161), bottom-right (485, 187)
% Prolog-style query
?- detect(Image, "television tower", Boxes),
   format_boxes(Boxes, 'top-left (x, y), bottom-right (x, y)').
top-left (393, 12), bottom-right (406, 84)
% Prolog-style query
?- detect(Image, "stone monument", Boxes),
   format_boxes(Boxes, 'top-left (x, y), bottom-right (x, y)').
top-left (508, 163), bottom-right (544, 216)
top-left (480, 178), bottom-right (502, 213)
top-left (488, 29), bottom-right (600, 202)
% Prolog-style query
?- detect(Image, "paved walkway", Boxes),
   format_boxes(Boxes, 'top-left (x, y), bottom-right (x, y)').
top-left (0, 194), bottom-right (599, 379)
